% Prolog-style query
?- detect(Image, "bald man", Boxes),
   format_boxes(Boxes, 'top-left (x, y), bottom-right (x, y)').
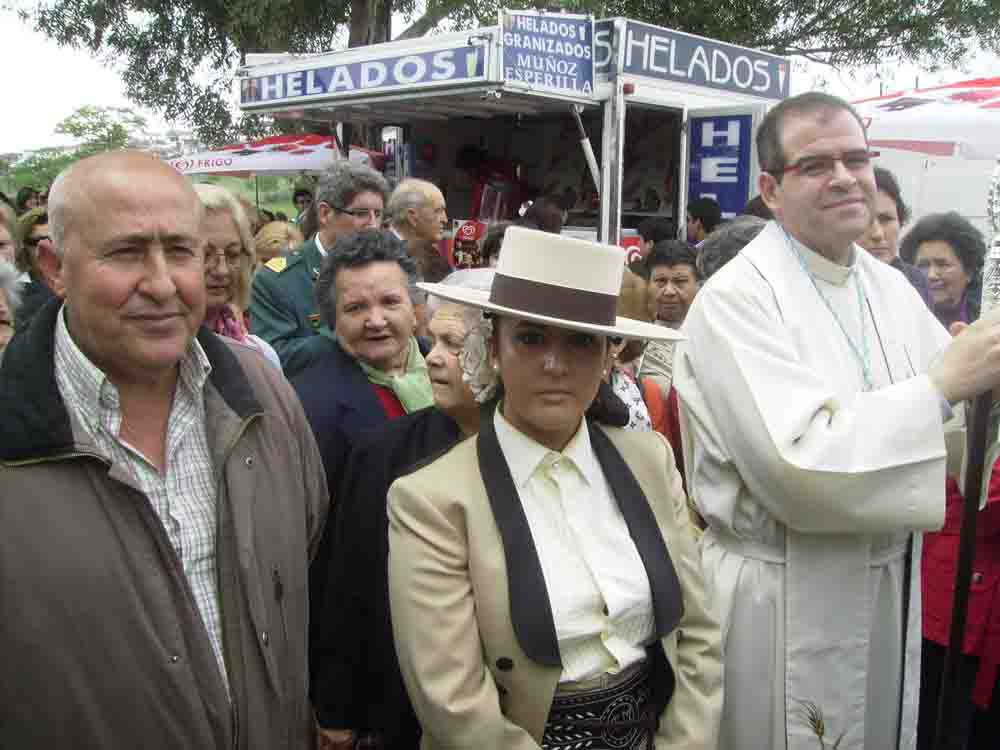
top-left (388, 178), bottom-right (451, 280)
top-left (0, 151), bottom-right (328, 749)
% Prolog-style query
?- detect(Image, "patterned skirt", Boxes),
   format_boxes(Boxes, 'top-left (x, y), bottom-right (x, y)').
top-left (541, 660), bottom-right (656, 750)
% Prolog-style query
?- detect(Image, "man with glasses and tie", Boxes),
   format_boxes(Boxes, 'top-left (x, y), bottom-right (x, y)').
top-left (674, 92), bottom-right (1000, 750)
top-left (250, 160), bottom-right (389, 375)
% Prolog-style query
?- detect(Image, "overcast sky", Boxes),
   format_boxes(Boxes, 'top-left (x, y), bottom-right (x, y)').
top-left (2, 7), bottom-right (997, 154)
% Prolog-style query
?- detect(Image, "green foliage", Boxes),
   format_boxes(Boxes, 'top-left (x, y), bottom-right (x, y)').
top-left (600, 0), bottom-right (1000, 69)
top-left (0, 105), bottom-right (147, 195)
top-left (450, 0), bottom-right (1000, 69)
top-left (2, 149), bottom-right (78, 194)
top-left (22, 0), bottom-right (1000, 148)
top-left (27, 0), bottom-right (360, 146)
top-left (55, 105), bottom-right (147, 155)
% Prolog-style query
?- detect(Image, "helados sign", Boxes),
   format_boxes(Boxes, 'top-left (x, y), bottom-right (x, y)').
top-left (240, 45), bottom-right (486, 106)
top-left (594, 20), bottom-right (789, 101)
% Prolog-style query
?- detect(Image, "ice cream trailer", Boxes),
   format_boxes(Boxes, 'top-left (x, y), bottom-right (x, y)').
top-left (237, 10), bottom-right (790, 249)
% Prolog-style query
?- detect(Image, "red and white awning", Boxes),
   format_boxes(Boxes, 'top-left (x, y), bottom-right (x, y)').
top-left (167, 134), bottom-right (385, 176)
top-left (853, 77), bottom-right (1000, 159)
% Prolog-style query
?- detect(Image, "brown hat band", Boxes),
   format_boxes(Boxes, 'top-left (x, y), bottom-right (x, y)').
top-left (489, 273), bottom-right (618, 327)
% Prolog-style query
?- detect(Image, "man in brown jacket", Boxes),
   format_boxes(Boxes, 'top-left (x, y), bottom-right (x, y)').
top-left (0, 151), bottom-right (329, 749)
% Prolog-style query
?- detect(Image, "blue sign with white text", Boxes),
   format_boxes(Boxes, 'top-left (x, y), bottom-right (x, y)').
top-left (688, 115), bottom-right (753, 219)
top-left (609, 21), bottom-right (789, 99)
top-left (240, 46), bottom-right (487, 107)
top-left (502, 11), bottom-right (594, 97)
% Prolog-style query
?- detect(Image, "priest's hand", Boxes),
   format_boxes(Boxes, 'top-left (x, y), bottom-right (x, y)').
top-left (930, 307), bottom-right (1000, 403)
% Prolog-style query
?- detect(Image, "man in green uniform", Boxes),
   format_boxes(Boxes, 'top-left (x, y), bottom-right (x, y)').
top-left (250, 160), bottom-right (389, 375)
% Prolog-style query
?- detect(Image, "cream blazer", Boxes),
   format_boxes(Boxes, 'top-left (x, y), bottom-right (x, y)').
top-left (388, 416), bottom-right (723, 750)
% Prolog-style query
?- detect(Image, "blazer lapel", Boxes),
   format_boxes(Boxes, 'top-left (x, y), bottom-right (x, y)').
top-left (588, 421), bottom-right (685, 639)
top-left (476, 411), bottom-right (685, 667)
top-left (477, 411), bottom-right (562, 667)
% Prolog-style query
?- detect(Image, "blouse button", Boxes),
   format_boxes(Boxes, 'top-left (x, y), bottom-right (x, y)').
top-left (496, 657), bottom-right (514, 671)
top-left (972, 572), bottom-right (984, 584)
top-left (245, 456), bottom-right (254, 468)
top-left (170, 654), bottom-right (180, 664)
top-left (261, 630), bottom-right (269, 646)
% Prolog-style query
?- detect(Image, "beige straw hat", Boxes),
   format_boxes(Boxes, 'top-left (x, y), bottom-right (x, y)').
top-left (419, 226), bottom-right (683, 342)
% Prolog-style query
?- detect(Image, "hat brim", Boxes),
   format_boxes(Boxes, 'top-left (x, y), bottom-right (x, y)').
top-left (419, 282), bottom-right (684, 342)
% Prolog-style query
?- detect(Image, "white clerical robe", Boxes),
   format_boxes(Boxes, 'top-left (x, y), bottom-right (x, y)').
top-left (673, 221), bottom-right (959, 750)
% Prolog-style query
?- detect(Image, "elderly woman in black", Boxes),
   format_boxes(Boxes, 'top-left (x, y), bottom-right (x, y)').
top-left (387, 227), bottom-right (723, 750)
top-left (291, 229), bottom-right (433, 690)
top-left (314, 269), bottom-right (494, 750)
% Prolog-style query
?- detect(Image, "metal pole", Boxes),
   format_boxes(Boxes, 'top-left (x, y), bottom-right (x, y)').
top-left (571, 105), bottom-right (600, 198)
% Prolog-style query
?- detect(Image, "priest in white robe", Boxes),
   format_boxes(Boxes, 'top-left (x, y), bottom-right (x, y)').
top-left (674, 92), bottom-right (1000, 750)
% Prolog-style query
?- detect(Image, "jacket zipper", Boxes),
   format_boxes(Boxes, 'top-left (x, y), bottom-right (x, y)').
top-left (214, 411), bottom-right (263, 750)
top-left (2, 449), bottom-right (111, 468)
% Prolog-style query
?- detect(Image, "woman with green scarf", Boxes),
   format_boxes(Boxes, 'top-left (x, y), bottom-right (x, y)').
top-left (291, 228), bottom-right (433, 684)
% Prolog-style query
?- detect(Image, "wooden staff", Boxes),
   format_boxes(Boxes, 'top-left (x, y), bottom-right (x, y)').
top-left (931, 391), bottom-right (991, 749)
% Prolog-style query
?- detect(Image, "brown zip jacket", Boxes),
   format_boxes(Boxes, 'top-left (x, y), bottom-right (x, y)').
top-left (0, 299), bottom-right (329, 749)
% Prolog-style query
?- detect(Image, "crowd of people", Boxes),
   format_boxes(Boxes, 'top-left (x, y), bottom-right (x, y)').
top-left (1, 90), bottom-right (999, 750)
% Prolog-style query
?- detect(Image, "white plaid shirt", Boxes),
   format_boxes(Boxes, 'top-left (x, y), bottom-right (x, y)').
top-left (53, 307), bottom-right (229, 694)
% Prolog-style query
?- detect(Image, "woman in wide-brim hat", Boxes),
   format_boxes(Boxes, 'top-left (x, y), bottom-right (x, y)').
top-left (387, 226), bottom-right (723, 750)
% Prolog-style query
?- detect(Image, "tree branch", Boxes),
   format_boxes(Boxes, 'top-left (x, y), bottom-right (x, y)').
top-left (394, 0), bottom-right (464, 40)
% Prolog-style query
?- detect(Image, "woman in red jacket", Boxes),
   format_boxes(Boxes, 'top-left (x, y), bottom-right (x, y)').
top-left (918, 462), bottom-right (1000, 749)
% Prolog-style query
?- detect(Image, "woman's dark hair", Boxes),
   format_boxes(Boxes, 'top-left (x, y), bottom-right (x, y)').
top-left (315, 229), bottom-right (419, 326)
top-left (259, 209), bottom-right (276, 224)
top-left (14, 187), bottom-right (38, 215)
top-left (481, 221), bottom-right (512, 266)
top-left (644, 239), bottom-right (700, 281)
top-left (519, 197), bottom-right (564, 234)
top-left (900, 211), bottom-right (986, 319)
top-left (873, 167), bottom-right (910, 224)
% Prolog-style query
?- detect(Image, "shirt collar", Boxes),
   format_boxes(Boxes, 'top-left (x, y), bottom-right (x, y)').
top-left (493, 406), bottom-right (600, 489)
top-left (314, 233), bottom-right (327, 258)
top-left (54, 305), bottom-right (212, 427)
top-left (782, 225), bottom-right (856, 286)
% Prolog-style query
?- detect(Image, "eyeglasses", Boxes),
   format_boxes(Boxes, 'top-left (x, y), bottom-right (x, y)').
top-left (205, 247), bottom-right (243, 268)
top-left (333, 206), bottom-right (384, 221)
top-left (775, 150), bottom-right (879, 179)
